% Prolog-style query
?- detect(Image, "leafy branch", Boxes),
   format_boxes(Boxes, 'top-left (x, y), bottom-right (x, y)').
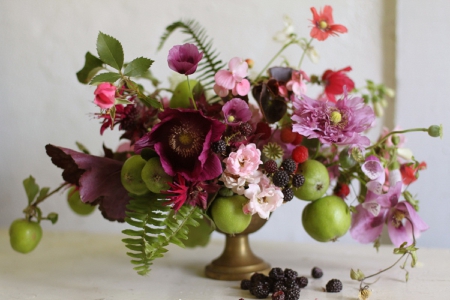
top-left (158, 20), bottom-right (226, 90)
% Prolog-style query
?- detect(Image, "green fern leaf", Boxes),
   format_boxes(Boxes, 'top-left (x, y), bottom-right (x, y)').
top-left (158, 20), bottom-right (226, 90)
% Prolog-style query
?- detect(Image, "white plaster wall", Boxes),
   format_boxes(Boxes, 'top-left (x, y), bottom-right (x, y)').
top-left (4, 0), bottom-right (443, 249)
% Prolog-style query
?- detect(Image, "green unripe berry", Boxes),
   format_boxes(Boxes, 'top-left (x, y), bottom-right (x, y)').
top-left (428, 124), bottom-right (443, 138)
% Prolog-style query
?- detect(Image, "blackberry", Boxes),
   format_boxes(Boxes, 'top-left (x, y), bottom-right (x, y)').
top-left (272, 290), bottom-right (285, 300)
top-left (282, 188), bottom-right (294, 202)
top-left (292, 174), bottom-right (305, 188)
top-left (250, 281), bottom-right (271, 299)
top-left (281, 159), bottom-right (297, 174)
top-left (311, 267), bottom-right (323, 279)
top-left (251, 272), bottom-right (268, 283)
top-left (264, 160), bottom-right (278, 174)
top-left (240, 279), bottom-right (251, 290)
top-left (211, 140), bottom-right (226, 154)
top-left (273, 280), bottom-right (287, 293)
top-left (269, 267), bottom-right (285, 281)
top-left (273, 170), bottom-right (290, 187)
top-left (295, 276), bottom-right (308, 288)
top-left (325, 279), bottom-right (343, 293)
top-left (239, 122), bottom-right (253, 136)
top-left (283, 278), bottom-right (299, 290)
top-left (285, 286), bottom-right (300, 300)
top-left (284, 268), bottom-right (298, 281)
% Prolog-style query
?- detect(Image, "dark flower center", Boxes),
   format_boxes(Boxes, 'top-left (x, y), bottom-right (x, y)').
top-left (169, 124), bottom-right (204, 158)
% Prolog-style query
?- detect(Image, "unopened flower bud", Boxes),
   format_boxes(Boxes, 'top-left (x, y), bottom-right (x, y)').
top-left (428, 124), bottom-right (443, 138)
top-left (310, 75), bottom-right (319, 84)
top-left (391, 135), bottom-right (400, 145)
top-left (245, 58), bottom-right (254, 69)
top-left (373, 101), bottom-right (384, 117)
top-left (384, 87), bottom-right (395, 98)
top-left (380, 97), bottom-right (388, 107)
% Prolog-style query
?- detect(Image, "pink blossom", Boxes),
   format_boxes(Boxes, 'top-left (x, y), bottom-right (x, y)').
top-left (361, 155), bottom-right (385, 194)
top-left (167, 43), bottom-right (203, 75)
top-left (94, 83), bottom-right (116, 109)
top-left (214, 57), bottom-right (251, 97)
top-left (292, 92), bottom-right (375, 150)
top-left (286, 70), bottom-right (310, 97)
top-left (350, 181), bottom-right (429, 247)
top-left (243, 175), bottom-right (283, 219)
top-left (224, 143), bottom-right (262, 177)
top-left (222, 98), bottom-right (252, 126)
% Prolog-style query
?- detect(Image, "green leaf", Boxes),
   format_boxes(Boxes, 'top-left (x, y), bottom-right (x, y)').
top-left (140, 96), bottom-right (162, 109)
top-left (350, 268), bottom-right (365, 281)
top-left (76, 52), bottom-right (104, 84)
top-left (36, 187), bottom-right (50, 202)
top-left (75, 142), bottom-right (90, 154)
top-left (115, 98), bottom-right (133, 106)
top-left (96, 32), bottom-right (124, 70)
top-left (124, 57), bottom-right (154, 77)
top-left (47, 212), bottom-right (58, 224)
top-left (89, 72), bottom-right (121, 85)
top-left (23, 176), bottom-right (39, 205)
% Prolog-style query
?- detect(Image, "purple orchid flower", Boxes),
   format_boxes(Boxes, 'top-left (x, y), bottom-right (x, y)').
top-left (45, 144), bottom-right (130, 222)
top-left (167, 43), bottom-right (203, 75)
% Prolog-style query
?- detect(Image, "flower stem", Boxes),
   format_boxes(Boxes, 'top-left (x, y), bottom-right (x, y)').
top-left (33, 182), bottom-right (68, 207)
top-left (255, 41), bottom-right (295, 82)
top-left (367, 128), bottom-right (428, 150)
top-left (186, 75), bottom-right (198, 110)
top-left (297, 38), bottom-right (314, 69)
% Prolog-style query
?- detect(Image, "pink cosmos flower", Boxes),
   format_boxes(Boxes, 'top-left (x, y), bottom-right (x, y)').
top-left (291, 93), bottom-right (375, 150)
top-left (224, 143), bottom-right (262, 177)
top-left (243, 174), bottom-right (284, 219)
top-left (94, 83), bottom-right (116, 109)
top-left (310, 5), bottom-right (348, 41)
top-left (214, 57), bottom-right (251, 97)
top-left (167, 43), bottom-right (203, 75)
top-left (134, 108), bottom-right (226, 182)
top-left (286, 70), bottom-right (310, 97)
top-left (321, 66), bottom-right (355, 102)
top-left (350, 181), bottom-right (429, 247)
top-left (222, 98), bottom-right (252, 126)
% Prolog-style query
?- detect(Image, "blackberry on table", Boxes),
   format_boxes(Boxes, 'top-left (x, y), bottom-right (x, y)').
top-left (269, 267), bottom-right (285, 281)
top-left (285, 286), bottom-right (301, 300)
top-left (273, 280), bottom-right (287, 293)
top-left (311, 266), bottom-right (323, 278)
top-left (284, 268), bottom-right (298, 281)
top-left (295, 276), bottom-right (308, 288)
top-left (264, 160), bottom-right (278, 174)
top-left (273, 170), bottom-right (290, 187)
top-left (282, 187), bottom-right (294, 202)
top-left (251, 272), bottom-right (268, 283)
top-left (250, 281), bottom-right (271, 299)
top-left (291, 174), bottom-right (305, 188)
top-left (281, 158), bottom-right (297, 174)
top-left (240, 279), bottom-right (251, 290)
top-left (325, 278), bottom-right (343, 293)
top-left (211, 140), bottom-right (226, 154)
top-left (272, 290), bottom-right (285, 300)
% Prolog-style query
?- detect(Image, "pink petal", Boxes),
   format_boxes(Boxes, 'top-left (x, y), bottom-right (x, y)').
top-left (228, 57), bottom-right (248, 80)
top-left (214, 70), bottom-right (235, 89)
top-left (350, 204), bottom-right (385, 243)
top-left (213, 84), bottom-right (229, 97)
top-left (234, 79), bottom-right (250, 96)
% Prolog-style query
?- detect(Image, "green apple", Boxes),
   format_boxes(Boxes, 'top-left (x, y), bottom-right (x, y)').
top-left (294, 159), bottom-right (330, 201)
top-left (121, 155), bottom-right (149, 195)
top-left (302, 195), bottom-right (351, 242)
top-left (169, 79), bottom-right (198, 108)
top-left (141, 157), bottom-right (173, 193)
top-left (210, 195), bottom-right (252, 235)
top-left (183, 216), bottom-right (214, 248)
top-left (67, 187), bottom-right (96, 216)
top-left (9, 219), bottom-right (43, 254)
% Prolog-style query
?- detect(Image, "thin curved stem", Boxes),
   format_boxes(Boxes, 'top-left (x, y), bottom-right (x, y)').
top-left (297, 38), bottom-right (314, 69)
top-left (367, 128), bottom-right (428, 150)
top-left (255, 41), bottom-right (295, 81)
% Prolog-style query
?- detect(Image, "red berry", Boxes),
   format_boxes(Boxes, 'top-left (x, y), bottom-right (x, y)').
top-left (292, 145), bottom-right (309, 163)
top-left (334, 183), bottom-right (350, 198)
top-left (291, 133), bottom-right (303, 145)
top-left (280, 127), bottom-right (296, 143)
top-left (255, 122), bottom-right (272, 140)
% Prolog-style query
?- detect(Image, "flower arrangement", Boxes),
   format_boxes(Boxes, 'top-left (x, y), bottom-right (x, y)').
top-left (10, 4), bottom-right (442, 292)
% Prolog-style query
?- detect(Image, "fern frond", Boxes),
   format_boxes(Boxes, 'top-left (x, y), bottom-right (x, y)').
top-left (158, 20), bottom-right (226, 90)
top-left (122, 192), bottom-right (204, 276)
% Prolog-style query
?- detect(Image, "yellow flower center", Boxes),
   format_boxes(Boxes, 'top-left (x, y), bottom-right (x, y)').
top-left (319, 20), bottom-right (328, 29)
top-left (227, 115), bottom-right (235, 122)
top-left (331, 111), bottom-right (342, 124)
top-left (392, 210), bottom-right (406, 228)
top-left (178, 133), bottom-right (193, 145)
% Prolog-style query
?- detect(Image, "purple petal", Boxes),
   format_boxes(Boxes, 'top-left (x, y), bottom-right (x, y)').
top-left (350, 204), bottom-right (385, 243)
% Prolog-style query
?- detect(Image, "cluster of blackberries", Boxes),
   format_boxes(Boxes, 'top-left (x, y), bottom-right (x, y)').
top-left (240, 268), bottom-right (307, 299)
top-left (264, 159), bottom-right (305, 203)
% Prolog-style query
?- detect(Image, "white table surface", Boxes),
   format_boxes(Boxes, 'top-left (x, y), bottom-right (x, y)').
top-left (1, 229), bottom-right (449, 299)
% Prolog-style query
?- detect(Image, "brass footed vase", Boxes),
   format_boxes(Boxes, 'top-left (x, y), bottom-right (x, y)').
top-left (205, 215), bottom-right (271, 280)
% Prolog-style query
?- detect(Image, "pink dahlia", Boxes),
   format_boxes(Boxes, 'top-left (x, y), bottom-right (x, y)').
top-left (292, 93), bottom-right (375, 150)
top-left (134, 108), bottom-right (226, 182)
top-left (224, 143), bottom-right (262, 178)
top-left (167, 43), bottom-right (203, 75)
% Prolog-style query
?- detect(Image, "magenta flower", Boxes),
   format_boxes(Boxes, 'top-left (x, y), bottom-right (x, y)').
top-left (45, 144), bottom-right (130, 222)
top-left (134, 108), bottom-right (226, 182)
top-left (167, 43), bottom-right (203, 75)
top-left (214, 57), bottom-right (251, 97)
top-left (94, 82), bottom-right (116, 109)
top-left (222, 98), bottom-right (252, 126)
top-left (291, 93), bottom-right (375, 150)
top-left (350, 181), bottom-right (429, 247)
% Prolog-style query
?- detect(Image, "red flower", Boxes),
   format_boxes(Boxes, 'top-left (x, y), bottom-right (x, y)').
top-left (321, 66), bottom-right (355, 102)
top-left (310, 5), bottom-right (348, 41)
top-left (400, 162), bottom-right (427, 185)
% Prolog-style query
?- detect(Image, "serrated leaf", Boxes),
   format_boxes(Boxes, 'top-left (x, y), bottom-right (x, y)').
top-left (36, 187), bottom-right (50, 202)
top-left (89, 72), bottom-right (121, 85)
top-left (96, 32), bottom-right (124, 70)
top-left (140, 96), bottom-right (162, 109)
top-left (76, 52), bottom-right (104, 84)
top-left (115, 98), bottom-right (133, 105)
top-left (124, 57), bottom-right (154, 77)
top-left (23, 176), bottom-right (39, 205)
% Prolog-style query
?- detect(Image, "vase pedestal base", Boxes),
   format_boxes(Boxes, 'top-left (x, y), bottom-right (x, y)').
top-left (205, 233), bottom-right (271, 281)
